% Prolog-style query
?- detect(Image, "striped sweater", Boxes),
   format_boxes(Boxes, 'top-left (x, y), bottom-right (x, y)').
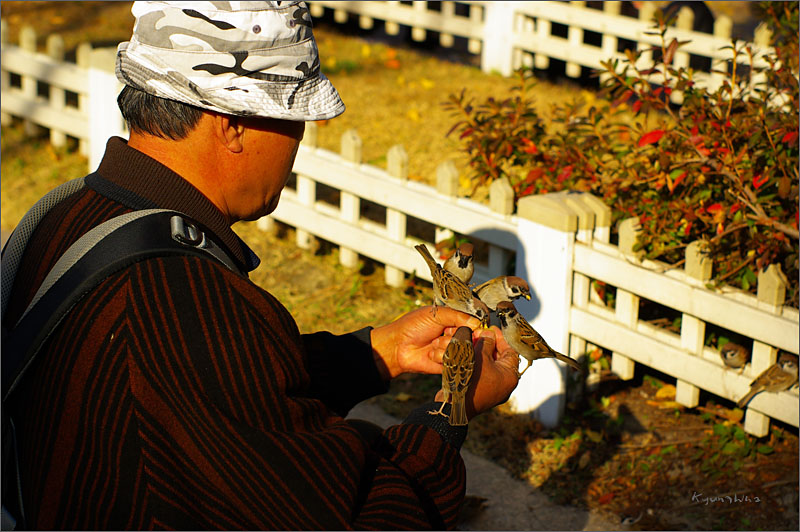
top-left (3, 137), bottom-right (467, 530)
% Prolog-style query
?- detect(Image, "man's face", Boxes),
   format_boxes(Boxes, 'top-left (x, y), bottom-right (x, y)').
top-left (234, 117), bottom-right (305, 221)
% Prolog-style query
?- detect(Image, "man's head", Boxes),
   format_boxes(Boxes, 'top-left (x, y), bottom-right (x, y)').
top-left (115, 1), bottom-right (342, 222)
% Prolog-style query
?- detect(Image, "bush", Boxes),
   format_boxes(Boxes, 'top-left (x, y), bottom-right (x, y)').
top-left (445, 1), bottom-right (798, 306)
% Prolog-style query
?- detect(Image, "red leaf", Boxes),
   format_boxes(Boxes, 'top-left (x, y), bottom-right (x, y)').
top-left (459, 128), bottom-right (474, 139)
top-left (598, 493), bottom-right (615, 505)
top-left (753, 174), bottom-right (769, 189)
top-left (638, 130), bottom-right (665, 147)
top-left (521, 137), bottom-right (538, 154)
top-left (782, 131), bottom-right (798, 144)
top-left (729, 203), bottom-right (741, 214)
top-left (557, 165), bottom-right (573, 183)
top-left (697, 147), bottom-right (711, 157)
top-left (526, 167), bottom-right (544, 182)
top-left (683, 220), bottom-right (692, 236)
top-left (706, 203), bottom-right (723, 213)
top-left (632, 100), bottom-right (642, 113)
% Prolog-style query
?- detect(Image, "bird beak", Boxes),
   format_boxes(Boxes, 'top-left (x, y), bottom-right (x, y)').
top-left (524, 294), bottom-right (530, 300)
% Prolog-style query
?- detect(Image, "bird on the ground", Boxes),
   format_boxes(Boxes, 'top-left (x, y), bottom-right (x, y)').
top-left (719, 341), bottom-right (750, 371)
top-left (443, 242), bottom-right (474, 285)
top-left (428, 326), bottom-right (474, 426)
top-left (415, 244), bottom-right (489, 326)
top-left (473, 275), bottom-right (530, 311)
top-left (737, 355), bottom-right (798, 408)
top-left (495, 301), bottom-right (581, 376)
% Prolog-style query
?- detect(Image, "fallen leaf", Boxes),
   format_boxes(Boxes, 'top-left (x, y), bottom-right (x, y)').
top-left (420, 78), bottom-right (435, 90)
top-left (385, 58), bottom-right (401, 69)
top-left (395, 392), bottom-right (412, 402)
top-left (598, 492), bottom-right (615, 504)
top-left (656, 401), bottom-right (684, 410)
top-left (725, 408), bottom-right (744, 423)
top-left (655, 384), bottom-right (676, 400)
top-left (361, 44), bottom-right (371, 57)
top-left (407, 109), bottom-right (420, 122)
top-left (585, 429), bottom-right (603, 443)
top-left (578, 451), bottom-right (591, 469)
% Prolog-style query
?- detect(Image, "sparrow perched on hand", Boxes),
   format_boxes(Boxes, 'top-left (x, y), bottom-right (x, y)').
top-left (428, 326), bottom-right (474, 426)
top-left (737, 355), bottom-right (798, 408)
top-left (473, 275), bottom-right (531, 311)
top-left (719, 342), bottom-right (750, 370)
top-left (495, 301), bottom-right (581, 376)
top-left (415, 244), bottom-right (490, 326)
top-left (443, 242), bottom-right (474, 285)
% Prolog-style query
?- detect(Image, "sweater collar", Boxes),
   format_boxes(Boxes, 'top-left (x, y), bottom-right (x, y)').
top-left (95, 136), bottom-right (260, 273)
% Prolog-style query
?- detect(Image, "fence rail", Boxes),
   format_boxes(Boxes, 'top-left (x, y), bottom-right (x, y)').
top-left (1, 12), bottom-right (796, 436)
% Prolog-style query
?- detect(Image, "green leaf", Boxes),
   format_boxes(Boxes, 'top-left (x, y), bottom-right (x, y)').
top-left (722, 441), bottom-right (741, 454)
top-left (713, 424), bottom-right (730, 437)
top-left (757, 444), bottom-right (774, 455)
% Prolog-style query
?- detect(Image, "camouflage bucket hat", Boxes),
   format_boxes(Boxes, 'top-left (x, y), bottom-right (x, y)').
top-left (116, 1), bottom-right (344, 121)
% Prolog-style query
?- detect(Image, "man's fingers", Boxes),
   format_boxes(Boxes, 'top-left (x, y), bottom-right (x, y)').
top-left (429, 306), bottom-right (482, 330)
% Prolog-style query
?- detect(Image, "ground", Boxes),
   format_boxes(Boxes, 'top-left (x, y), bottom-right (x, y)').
top-left (1, 2), bottom-right (797, 530)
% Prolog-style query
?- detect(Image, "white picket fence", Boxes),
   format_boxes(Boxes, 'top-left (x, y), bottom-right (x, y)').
top-left (308, 0), bottom-right (774, 100)
top-left (275, 126), bottom-right (798, 436)
top-left (1, 16), bottom-right (796, 436)
top-left (0, 22), bottom-right (126, 171)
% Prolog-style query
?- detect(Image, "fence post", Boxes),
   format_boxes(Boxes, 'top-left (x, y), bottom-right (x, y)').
top-left (676, 240), bottom-right (711, 408)
top-left (385, 144), bottom-right (409, 287)
top-left (481, 2), bottom-right (515, 76)
top-left (1, 20), bottom-right (12, 127)
top-left (710, 15), bottom-right (732, 92)
top-left (508, 193), bottom-right (579, 427)
top-left (610, 217), bottom-right (642, 380)
top-left (487, 177), bottom-right (514, 279)
top-left (434, 160), bottom-right (459, 244)
top-left (566, 2), bottom-right (585, 78)
top-left (76, 43), bottom-right (92, 157)
top-left (20, 26), bottom-right (46, 138)
top-left (339, 129), bottom-right (362, 268)
top-left (439, 1), bottom-right (455, 47)
top-left (46, 34), bottom-right (67, 148)
top-left (88, 48), bottom-right (125, 172)
top-left (742, 264), bottom-right (788, 437)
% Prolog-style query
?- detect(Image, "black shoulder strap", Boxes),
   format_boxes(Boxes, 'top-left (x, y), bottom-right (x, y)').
top-left (2, 208), bottom-right (240, 400)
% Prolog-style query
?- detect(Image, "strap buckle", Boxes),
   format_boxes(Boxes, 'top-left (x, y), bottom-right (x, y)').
top-left (170, 215), bottom-right (207, 248)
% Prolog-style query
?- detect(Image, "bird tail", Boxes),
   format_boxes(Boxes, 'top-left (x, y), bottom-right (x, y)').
top-left (449, 397), bottom-right (468, 426)
top-left (737, 389), bottom-right (756, 409)
top-left (415, 244), bottom-right (438, 273)
top-left (554, 352), bottom-right (581, 372)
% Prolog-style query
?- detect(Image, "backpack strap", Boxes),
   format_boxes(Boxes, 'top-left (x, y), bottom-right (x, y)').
top-left (1, 177), bottom-right (87, 319)
top-left (2, 208), bottom-right (240, 400)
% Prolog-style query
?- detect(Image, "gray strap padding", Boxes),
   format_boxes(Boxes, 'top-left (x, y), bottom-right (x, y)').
top-left (1, 177), bottom-right (86, 319)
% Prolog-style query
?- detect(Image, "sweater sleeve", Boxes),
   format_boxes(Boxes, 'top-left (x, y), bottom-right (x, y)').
top-left (302, 327), bottom-right (388, 416)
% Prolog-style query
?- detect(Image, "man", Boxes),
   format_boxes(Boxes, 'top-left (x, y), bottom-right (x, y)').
top-left (2, 2), bottom-right (520, 529)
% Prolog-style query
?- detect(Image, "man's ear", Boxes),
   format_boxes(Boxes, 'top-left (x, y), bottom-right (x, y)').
top-left (213, 113), bottom-right (245, 153)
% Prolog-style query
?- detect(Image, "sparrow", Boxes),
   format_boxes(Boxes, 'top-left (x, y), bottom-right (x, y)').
top-left (737, 355), bottom-right (798, 408)
top-left (415, 244), bottom-right (490, 326)
top-left (443, 242), bottom-right (474, 285)
top-left (473, 275), bottom-right (531, 311)
top-left (428, 326), bottom-right (475, 426)
top-left (719, 341), bottom-right (750, 370)
top-left (495, 301), bottom-right (581, 376)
